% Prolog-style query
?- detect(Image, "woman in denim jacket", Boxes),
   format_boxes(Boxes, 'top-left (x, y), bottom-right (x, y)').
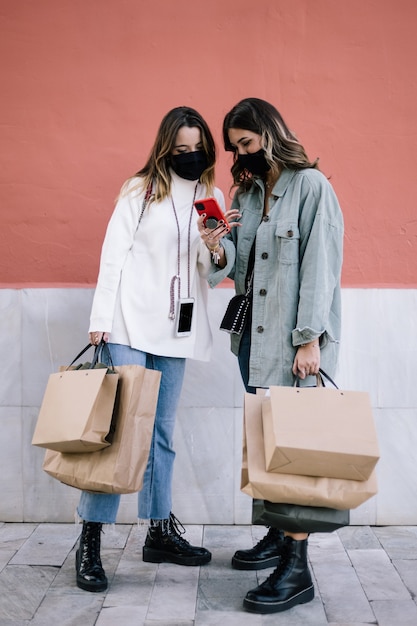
top-left (199, 98), bottom-right (344, 614)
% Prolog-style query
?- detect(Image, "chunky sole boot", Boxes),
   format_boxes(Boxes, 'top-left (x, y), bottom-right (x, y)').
top-left (75, 521), bottom-right (108, 592)
top-left (232, 527), bottom-right (285, 570)
top-left (142, 513), bottom-right (212, 567)
top-left (143, 545), bottom-right (211, 566)
top-left (243, 536), bottom-right (314, 614)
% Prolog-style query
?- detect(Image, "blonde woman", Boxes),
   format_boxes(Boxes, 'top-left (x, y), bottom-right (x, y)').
top-left (76, 107), bottom-right (232, 592)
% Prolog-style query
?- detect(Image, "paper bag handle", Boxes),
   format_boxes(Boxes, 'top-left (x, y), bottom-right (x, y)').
top-left (295, 368), bottom-right (338, 389)
top-left (318, 368), bottom-right (338, 388)
top-left (67, 340), bottom-right (115, 372)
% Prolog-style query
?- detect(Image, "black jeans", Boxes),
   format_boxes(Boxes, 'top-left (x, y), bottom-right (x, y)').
top-left (237, 324), bottom-right (257, 395)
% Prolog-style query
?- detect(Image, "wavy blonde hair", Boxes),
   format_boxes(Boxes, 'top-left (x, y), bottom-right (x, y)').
top-left (119, 106), bottom-right (216, 202)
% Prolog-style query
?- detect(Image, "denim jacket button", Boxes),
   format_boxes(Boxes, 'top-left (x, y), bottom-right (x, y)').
top-left (261, 252), bottom-right (268, 259)
top-left (259, 289), bottom-right (267, 296)
top-left (262, 215), bottom-right (270, 222)
top-left (287, 230), bottom-right (294, 237)
top-left (257, 326), bottom-right (264, 333)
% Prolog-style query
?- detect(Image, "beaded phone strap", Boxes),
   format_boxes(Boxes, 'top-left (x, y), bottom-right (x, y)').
top-left (135, 179), bottom-right (198, 322)
top-left (168, 184), bottom-right (198, 319)
top-left (136, 181), bottom-right (154, 230)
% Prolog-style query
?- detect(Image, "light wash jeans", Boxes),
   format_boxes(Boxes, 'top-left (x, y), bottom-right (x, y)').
top-left (77, 343), bottom-right (186, 523)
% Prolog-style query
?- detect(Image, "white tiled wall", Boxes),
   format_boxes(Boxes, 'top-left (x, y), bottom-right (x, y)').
top-left (1, 287), bottom-right (416, 525)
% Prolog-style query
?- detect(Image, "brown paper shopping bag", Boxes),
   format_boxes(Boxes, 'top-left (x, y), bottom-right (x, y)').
top-left (241, 392), bottom-right (378, 510)
top-left (43, 364), bottom-right (161, 494)
top-left (32, 343), bottom-right (119, 453)
top-left (262, 372), bottom-right (379, 480)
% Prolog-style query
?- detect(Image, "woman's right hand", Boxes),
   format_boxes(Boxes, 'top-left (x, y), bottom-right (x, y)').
top-left (89, 331), bottom-right (109, 346)
top-left (292, 342), bottom-right (320, 379)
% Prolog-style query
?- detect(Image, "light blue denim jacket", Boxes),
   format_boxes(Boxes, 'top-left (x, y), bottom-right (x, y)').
top-left (208, 168), bottom-right (344, 387)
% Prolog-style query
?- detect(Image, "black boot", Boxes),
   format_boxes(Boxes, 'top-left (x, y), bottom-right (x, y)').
top-left (232, 527), bottom-right (285, 570)
top-left (142, 513), bottom-right (212, 566)
top-left (75, 521), bottom-right (108, 592)
top-left (243, 536), bottom-right (314, 614)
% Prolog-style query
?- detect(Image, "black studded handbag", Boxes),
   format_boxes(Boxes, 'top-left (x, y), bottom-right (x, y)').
top-left (220, 270), bottom-right (253, 335)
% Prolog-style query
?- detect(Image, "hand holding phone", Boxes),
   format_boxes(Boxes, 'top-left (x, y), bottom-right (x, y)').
top-left (194, 198), bottom-right (230, 232)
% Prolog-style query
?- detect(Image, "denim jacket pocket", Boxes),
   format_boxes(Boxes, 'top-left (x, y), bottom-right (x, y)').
top-left (275, 222), bottom-right (300, 264)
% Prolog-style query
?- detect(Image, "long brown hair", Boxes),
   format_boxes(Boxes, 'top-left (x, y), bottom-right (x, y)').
top-left (121, 106), bottom-right (216, 202)
top-left (223, 97), bottom-right (318, 189)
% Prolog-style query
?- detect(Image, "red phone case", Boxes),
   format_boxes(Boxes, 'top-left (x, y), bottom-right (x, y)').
top-left (194, 198), bottom-right (230, 231)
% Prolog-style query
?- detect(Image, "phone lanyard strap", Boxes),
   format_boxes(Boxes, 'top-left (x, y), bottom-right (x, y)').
top-left (136, 181), bottom-right (154, 232)
top-left (169, 184), bottom-right (198, 320)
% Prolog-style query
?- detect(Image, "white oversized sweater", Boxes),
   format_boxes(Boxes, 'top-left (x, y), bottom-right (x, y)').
top-left (89, 172), bottom-right (225, 361)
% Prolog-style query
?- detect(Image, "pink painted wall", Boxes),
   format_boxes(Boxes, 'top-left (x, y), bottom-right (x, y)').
top-left (1, 0), bottom-right (416, 287)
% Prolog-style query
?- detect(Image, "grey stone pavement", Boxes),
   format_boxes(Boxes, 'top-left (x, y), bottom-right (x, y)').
top-left (1, 522), bottom-right (417, 626)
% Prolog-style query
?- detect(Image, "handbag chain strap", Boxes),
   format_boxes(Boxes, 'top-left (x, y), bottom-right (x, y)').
top-left (245, 269), bottom-right (254, 297)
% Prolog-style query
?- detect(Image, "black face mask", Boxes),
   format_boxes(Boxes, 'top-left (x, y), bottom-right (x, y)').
top-left (170, 150), bottom-right (209, 181)
top-left (237, 149), bottom-right (270, 176)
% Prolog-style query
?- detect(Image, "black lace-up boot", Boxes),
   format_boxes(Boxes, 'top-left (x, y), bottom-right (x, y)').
top-left (243, 536), bottom-right (314, 614)
top-left (232, 527), bottom-right (285, 570)
top-left (142, 513), bottom-right (212, 566)
top-left (75, 521), bottom-right (108, 592)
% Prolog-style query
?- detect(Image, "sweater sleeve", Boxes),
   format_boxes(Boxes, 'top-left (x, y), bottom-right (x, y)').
top-left (89, 183), bottom-right (144, 332)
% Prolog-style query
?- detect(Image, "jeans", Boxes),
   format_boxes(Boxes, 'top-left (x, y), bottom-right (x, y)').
top-left (77, 343), bottom-right (186, 523)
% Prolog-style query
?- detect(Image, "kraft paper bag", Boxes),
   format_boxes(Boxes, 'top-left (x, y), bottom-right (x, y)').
top-left (241, 393), bottom-right (378, 510)
top-left (43, 364), bottom-right (161, 494)
top-left (32, 358), bottom-right (119, 453)
top-left (262, 382), bottom-right (380, 481)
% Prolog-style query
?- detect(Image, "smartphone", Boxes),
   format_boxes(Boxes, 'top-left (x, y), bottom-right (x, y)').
top-left (175, 298), bottom-right (194, 337)
top-left (194, 197), bottom-right (230, 231)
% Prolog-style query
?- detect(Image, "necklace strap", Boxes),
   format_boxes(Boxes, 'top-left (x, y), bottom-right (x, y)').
top-left (168, 183), bottom-right (198, 319)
